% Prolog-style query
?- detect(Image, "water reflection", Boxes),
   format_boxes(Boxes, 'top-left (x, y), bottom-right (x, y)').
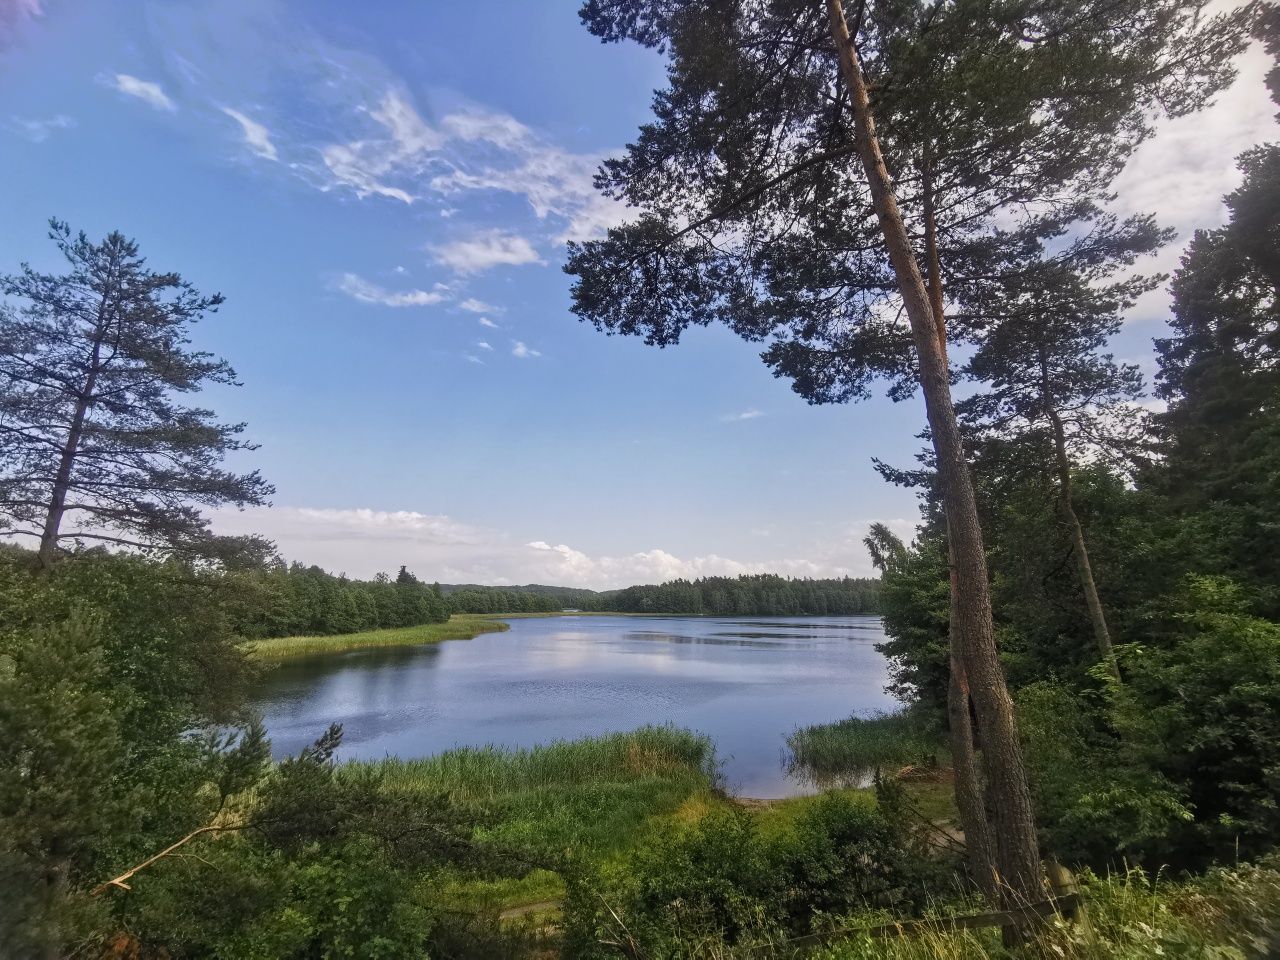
top-left (250, 614), bottom-right (894, 799)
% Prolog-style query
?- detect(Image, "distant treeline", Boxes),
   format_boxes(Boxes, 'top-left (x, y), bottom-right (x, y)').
top-left (582, 574), bottom-right (880, 616)
top-left (227, 563), bottom-right (451, 638)
top-left (224, 568), bottom-right (881, 637)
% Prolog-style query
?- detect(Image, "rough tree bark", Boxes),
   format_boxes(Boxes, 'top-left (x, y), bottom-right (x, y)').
top-left (924, 147), bottom-right (1000, 896)
top-left (826, 0), bottom-right (1044, 902)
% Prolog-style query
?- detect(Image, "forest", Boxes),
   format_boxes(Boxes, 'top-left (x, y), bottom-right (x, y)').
top-left (2, 0), bottom-right (1279, 958)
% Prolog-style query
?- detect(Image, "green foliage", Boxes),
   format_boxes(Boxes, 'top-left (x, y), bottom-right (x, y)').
top-left (1115, 577), bottom-right (1280, 865)
top-left (584, 574), bottom-right (880, 617)
top-left (226, 561), bottom-right (451, 640)
top-left (564, 793), bottom-right (939, 959)
top-left (1017, 681), bottom-right (1190, 866)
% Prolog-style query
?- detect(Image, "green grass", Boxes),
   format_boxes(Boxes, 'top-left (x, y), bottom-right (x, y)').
top-left (786, 711), bottom-right (944, 788)
top-left (359, 726), bottom-right (720, 908)
top-left (244, 615), bottom-right (509, 662)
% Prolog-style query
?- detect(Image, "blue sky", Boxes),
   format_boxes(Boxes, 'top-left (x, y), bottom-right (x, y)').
top-left (1, 1), bottom-right (1274, 587)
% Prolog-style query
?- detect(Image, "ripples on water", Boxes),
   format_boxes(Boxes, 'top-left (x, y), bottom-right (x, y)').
top-left (251, 614), bottom-right (895, 799)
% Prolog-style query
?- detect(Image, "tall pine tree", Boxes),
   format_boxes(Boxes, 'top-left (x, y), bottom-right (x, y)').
top-left (568, 0), bottom-right (1247, 904)
top-left (0, 221), bottom-right (271, 567)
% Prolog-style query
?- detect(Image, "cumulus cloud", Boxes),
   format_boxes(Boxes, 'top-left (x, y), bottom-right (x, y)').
top-left (9, 114), bottom-right (74, 142)
top-left (109, 74), bottom-right (176, 112)
top-left (337, 272), bottom-right (447, 307)
top-left (511, 340), bottom-right (541, 359)
top-left (476, 340), bottom-right (493, 351)
top-left (430, 230), bottom-right (542, 273)
top-left (478, 317), bottom-right (499, 328)
top-left (721, 409), bottom-right (764, 422)
top-left (221, 106), bottom-right (278, 160)
top-left (211, 505), bottom-right (886, 587)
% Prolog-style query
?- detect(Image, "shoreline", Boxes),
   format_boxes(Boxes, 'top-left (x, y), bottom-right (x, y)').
top-left (244, 614), bottom-right (512, 663)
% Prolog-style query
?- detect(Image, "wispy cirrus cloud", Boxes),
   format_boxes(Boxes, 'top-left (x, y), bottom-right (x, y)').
top-left (430, 229), bottom-right (542, 274)
top-left (478, 317), bottom-right (499, 329)
top-left (109, 74), bottom-right (176, 112)
top-left (9, 114), bottom-right (74, 142)
top-left (337, 272), bottom-right (447, 307)
top-left (221, 106), bottom-right (278, 160)
top-left (310, 89), bottom-right (625, 244)
top-left (720, 409), bottom-right (764, 422)
top-left (458, 297), bottom-right (501, 314)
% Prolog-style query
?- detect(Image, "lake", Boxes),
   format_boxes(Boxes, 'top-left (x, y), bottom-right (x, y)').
top-left (251, 614), bottom-right (896, 798)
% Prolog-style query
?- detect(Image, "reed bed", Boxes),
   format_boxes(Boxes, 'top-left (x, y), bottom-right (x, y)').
top-left (785, 711), bottom-right (942, 787)
top-left (374, 725), bottom-right (717, 801)
top-left (361, 726), bottom-right (719, 859)
top-left (244, 615), bottom-right (508, 661)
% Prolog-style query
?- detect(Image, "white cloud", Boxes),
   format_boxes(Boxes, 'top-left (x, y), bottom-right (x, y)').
top-left (1113, 44), bottom-right (1280, 321)
top-left (720, 409), bottom-right (764, 422)
top-left (511, 340), bottom-right (541, 359)
top-left (211, 504), bottom-right (881, 587)
top-left (476, 340), bottom-right (493, 350)
top-left (0, 0), bottom-right (41, 49)
top-left (110, 74), bottom-right (176, 112)
top-left (337, 272), bottom-right (447, 307)
top-left (309, 90), bottom-right (625, 241)
top-left (430, 229), bottom-right (542, 273)
top-left (458, 297), bottom-right (501, 314)
top-left (221, 106), bottom-right (278, 160)
top-left (465, 353), bottom-right (484, 365)
top-left (9, 114), bottom-right (73, 142)
top-left (478, 317), bottom-right (499, 329)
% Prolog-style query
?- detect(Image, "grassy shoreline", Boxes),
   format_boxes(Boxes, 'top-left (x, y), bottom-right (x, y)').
top-left (244, 614), bottom-right (511, 662)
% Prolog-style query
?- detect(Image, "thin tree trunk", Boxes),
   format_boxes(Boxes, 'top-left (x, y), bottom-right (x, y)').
top-left (827, 0), bottom-right (1043, 903)
top-left (1039, 358), bottom-right (1118, 676)
top-left (37, 338), bottom-right (102, 569)
top-left (924, 147), bottom-right (999, 895)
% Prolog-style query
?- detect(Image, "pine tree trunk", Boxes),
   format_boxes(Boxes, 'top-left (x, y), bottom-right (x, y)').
top-left (924, 151), bottom-right (999, 894)
top-left (37, 339), bottom-right (102, 569)
top-left (827, 0), bottom-right (1044, 902)
top-left (1041, 365), bottom-right (1118, 675)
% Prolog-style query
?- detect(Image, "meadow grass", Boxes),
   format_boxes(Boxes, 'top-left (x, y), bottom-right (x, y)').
top-left (786, 711), bottom-right (944, 788)
top-left (244, 614), bottom-right (509, 661)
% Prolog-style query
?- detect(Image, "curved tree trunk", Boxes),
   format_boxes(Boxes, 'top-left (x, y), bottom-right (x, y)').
top-left (1040, 360), bottom-right (1119, 677)
top-left (827, 0), bottom-right (1044, 903)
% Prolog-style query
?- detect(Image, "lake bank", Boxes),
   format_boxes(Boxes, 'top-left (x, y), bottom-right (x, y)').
top-left (244, 614), bottom-right (510, 662)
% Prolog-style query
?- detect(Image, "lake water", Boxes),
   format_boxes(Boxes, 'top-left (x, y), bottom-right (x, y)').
top-left (251, 614), bottom-right (896, 798)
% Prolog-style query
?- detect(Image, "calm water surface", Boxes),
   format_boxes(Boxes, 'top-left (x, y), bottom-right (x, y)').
top-left (251, 615), bottom-right (895, 798)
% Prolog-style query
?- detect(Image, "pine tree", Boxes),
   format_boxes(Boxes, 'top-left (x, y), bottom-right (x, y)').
top-left (960, 215), bottom-right (1169, 670)
top-left (0, 220), bottom-right (271, 567)
top-left (568, 0), bottom-right (1246, 904)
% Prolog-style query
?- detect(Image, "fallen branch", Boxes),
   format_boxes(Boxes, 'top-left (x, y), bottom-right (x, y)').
top-left (91, 822), bottom-right (247, 896)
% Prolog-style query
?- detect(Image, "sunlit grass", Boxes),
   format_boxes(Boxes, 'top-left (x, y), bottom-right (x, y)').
top-left (244, 615), bottom-right (509, 661)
